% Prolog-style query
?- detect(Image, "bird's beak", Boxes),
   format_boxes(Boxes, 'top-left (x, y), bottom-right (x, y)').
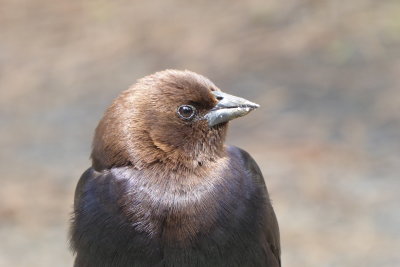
top-left (204, 91), bottom-right (260, 127)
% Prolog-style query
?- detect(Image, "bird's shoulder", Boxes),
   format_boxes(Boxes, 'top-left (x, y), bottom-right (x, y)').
top-left (226, 145), bottom-right (281, 266)
top-left (74, 168), bottom-right (109, 209)
top-left (226, 145), bottom-right (266, 185)
top-left (73, 167), bottom-right (136, 212)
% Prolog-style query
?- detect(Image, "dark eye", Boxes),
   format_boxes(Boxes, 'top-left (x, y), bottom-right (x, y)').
top-left (177, 105), bottom-right (196, 120)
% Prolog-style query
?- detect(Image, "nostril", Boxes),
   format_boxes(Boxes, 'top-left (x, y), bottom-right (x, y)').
top-left (216, 96), bottom-right (223, 101)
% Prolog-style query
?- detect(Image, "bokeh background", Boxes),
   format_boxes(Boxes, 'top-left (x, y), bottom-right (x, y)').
top-left (1, 0), bottom-right (400, 266)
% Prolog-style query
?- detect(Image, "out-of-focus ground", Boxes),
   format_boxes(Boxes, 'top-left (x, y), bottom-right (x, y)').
top-left (1, 0), bottom-right (399, 266)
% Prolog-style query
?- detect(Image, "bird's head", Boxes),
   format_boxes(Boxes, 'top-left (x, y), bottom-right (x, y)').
top-left (92, 70), bottom-right (258, 171)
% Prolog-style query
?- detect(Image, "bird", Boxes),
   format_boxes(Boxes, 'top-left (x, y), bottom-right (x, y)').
top-left (70, 69), bottom-right (280, 267)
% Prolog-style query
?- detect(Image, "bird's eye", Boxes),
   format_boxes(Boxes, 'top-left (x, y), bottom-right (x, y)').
top-left (177, 105), bottom-right (196, 120)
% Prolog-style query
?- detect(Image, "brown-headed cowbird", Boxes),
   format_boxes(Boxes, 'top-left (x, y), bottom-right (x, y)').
top-left (70, 70), bottom-right (280, 267)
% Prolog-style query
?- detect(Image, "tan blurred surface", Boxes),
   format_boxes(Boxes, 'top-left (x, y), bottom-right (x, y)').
top-left (1, 0), bottom-right (399, 266)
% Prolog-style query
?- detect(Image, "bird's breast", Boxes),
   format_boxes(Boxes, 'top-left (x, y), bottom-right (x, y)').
top-left (111, 158), bottom-right (237, 244)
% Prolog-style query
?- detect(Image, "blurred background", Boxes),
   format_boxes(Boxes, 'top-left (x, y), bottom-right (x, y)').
top-left (1, 0), bottom-right (399, 266)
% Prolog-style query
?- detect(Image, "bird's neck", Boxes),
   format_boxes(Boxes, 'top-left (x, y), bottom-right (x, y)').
top-left (91, 119), bottom-right (227, 172)
top-left (139, 145), bottom-right (225, 174)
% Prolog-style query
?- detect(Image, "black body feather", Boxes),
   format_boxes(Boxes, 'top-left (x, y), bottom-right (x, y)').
top-left (71, 147), bottom-right (280, 267)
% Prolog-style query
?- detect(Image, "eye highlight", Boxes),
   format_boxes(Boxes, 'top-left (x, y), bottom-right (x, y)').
top-left (177, 105), bottom-right (196, 120)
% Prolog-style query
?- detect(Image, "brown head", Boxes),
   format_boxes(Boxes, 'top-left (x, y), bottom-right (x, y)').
top-left (91, 69), bottom-right (259, 172)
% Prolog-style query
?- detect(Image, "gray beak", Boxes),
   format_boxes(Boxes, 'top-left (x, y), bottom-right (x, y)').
top-left (204, 91), bottom-right (259, 127)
